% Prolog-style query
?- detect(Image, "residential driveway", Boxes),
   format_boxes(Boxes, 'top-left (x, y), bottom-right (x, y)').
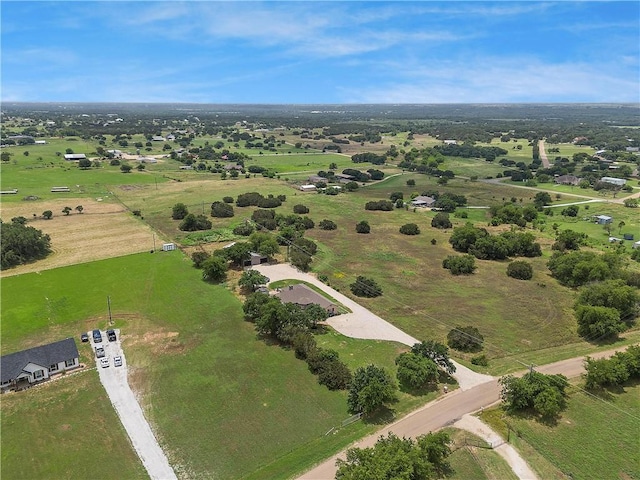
top-left (91, 330), bottom-right (177, 480)
top-left (253, 264), bottom-right (494, 391)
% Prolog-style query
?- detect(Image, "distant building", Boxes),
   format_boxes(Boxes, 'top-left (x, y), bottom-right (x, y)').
top-left (411, 195), bottom-right (437, 208)
top-left (276, 284), bottom-right (338, 316)
top-left (152, 136), bottom-right (165, 142)
top-left (64, 153), bottom-right (87, 161)
top-left (554, 175), bottom-right (581, 186)
top-left (594, 215), bottom-right (613, 225)
top-left (600, 177), bottom-right (626, 187)
top-left (299, 184), bottom-right (317, 192)
top-left (34, 140), bottom-right (47, 145)
top-left (443, 140), bottom-right (457, 145)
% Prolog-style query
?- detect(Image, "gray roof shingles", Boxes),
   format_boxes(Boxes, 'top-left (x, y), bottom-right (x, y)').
top-left (1, 338), bottom-right (79, 383)
top-left (277, 284), bottom-right (335, 309)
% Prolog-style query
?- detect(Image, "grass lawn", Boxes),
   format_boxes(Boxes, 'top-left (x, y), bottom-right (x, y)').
top-left (1, 370), bottom-right (148, 480)
top-left (480, 383), bottom-right (640, 480)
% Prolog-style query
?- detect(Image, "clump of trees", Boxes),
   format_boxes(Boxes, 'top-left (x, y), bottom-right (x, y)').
top-left (506, 261), bottom-right (533, 280)
top-left (172, 203), bottom-right (188, 219)
top-left (499, 371), bottom-right (569, 418)
top-left (355, 220), bottom-right (370, 234)
top-left (211, 201), bottom-right (234, 218)
top-left (442, 255), bottom-right (476, 275)
top-left (449, 223), bottom-right (542, 260)
top-left (489, 203), bottom-right (538, 226)
top-left (201, 255), bottom-right (228, 283)
top-left (336, 432), bottom-right (452, 480)
top-left (179, 214), bottom-right (212, 231)
top-left (447, 326), bottom-right (484, 352)
top-left (236, 192), bottom-right (285, 208)
top-left (411, 340), bottom-right (456, 375)
top-left (319, 219), bottom-right (337, 230)
top-left (547, 251), bottom-right (622, 287)
top-left (347, 364), bottom-right (397, 415)
top-left (350, 276), bottom-right (383, 297)
top-left (399, 223), bottom-right (420, 235)
top-left (351, 152), bottom-right (386, 165)
top-left (232, 223), bottom-right (254, 236)
top-left (293, 204), bottom-right (309, 214)
top-left (583, 345), bottom-right (640, 390)
top-left (395, 352), bottom-right (438, 390)
top-left (431, 212), bottom-right (452, 229)
top-left (365, 200), bottom-right (394, 211)
top-left (238, 270), bottom-right (268, 292)
top-left (1, 218), bottom-right (51, 269)
top-left (552, 229), bottom-right (588, 251)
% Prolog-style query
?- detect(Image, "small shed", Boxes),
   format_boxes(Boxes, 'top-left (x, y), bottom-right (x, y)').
top-left (64, 154), bottom-right (87, 161)
top-left (299, 184), bottom-right (317, 192)
top-left (162, 243), bottom-right (176, 252)
top-left (244, 252), bottom-right (268, 267)
top-left (594, 215), bottom-right (613, 225)
top-left (633, 241), bottom-right (640, 250)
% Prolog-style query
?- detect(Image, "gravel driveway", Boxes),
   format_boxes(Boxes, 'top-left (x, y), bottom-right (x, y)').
top-left (254, 264), bottom-right (493, 390)
top-left (91, 330), bottom-right (177, 480)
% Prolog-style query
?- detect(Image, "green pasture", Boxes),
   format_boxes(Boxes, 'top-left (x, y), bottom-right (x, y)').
top-left (243, 152), bottom-right (350, 174)
top-left (439, 156), bottom-right (507, 178)
top-left (1, 370), bottom-right (148, 480)
top-left (481, 384), bottom-right (640, 480)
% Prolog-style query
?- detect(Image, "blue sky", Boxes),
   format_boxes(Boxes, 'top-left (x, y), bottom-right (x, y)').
top-left (2, 1), bottom-right (639, 103)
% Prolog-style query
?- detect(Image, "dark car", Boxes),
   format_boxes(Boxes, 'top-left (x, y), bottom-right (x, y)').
top-left (95, 347), bottom-right (105, 358)
top-left (92, 329), bottom-right (102, 343)
top-left (81, 332), bottom-right (89, 343)
top-left (106, 329), bottom-right (117, 342)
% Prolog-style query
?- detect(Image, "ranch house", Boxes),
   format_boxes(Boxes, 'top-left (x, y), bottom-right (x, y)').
top-left (276, 284), bottom-right (338, 316)
top-left (411, 195), bottom-right (437, 208)
top-left (64, 153), bottom-right (87, 161)
top-left (1, 338), bottom-right (80, 393)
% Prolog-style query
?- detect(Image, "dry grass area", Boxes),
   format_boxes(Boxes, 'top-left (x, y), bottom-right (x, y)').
top-left (1, 198), bottom-right (160, 277)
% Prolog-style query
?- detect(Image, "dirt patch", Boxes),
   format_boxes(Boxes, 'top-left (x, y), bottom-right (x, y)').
top-left (1, 198), bottom-right (160, 277)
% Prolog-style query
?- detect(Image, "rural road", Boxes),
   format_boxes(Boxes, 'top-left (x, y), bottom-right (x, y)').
top-left (91, 330), bottom-right (177, 480)
top-left (254, 264), bottom-right (494, 391)
top-left (538, 139), bottom-right (551, 168)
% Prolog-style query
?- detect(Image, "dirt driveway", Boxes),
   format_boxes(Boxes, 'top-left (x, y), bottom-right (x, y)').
top-left (91, 330), bottom-right (177, 480)
top-left (254, 264), bottom-right (493, 391)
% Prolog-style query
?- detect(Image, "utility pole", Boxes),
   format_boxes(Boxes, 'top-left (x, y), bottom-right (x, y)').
top-left (152, 233), bottom-right (156, 252)
top-left (107, 296), bottom-right (113, 326)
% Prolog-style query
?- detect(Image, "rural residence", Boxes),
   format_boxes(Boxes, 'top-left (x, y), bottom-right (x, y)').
top-left (554, 175), bottom-right (581, 185)
top-left (63, 153), bottom-right (87, 161)
top-left (411, 195), bottom-right (437, 208)
top-left (276, 284), bottom-right (338, 316)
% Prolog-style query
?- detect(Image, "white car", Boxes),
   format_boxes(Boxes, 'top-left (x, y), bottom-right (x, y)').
top-left (113, 356), bottom-right (123, 367)
top-left (100, 357), bottom-right (110, 368)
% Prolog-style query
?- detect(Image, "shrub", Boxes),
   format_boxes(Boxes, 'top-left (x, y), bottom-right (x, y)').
top-left (350, 276), bottom-right (382, 297)
top-left (431, 212), bottom-right (452, 229)
top-left (257, 196), bottom-right (282, 208)
top-left (222, 196), bottom-right (234, 203)
top-left (179, 214), bottom-right (212, 231)
top-left (319, 219), bottom-right (337, 230)
top-left (232, 223), bottom-right (254, 236)
top-left (399, 223), bottom-right (420, 235)
top-left (211, 201), bottom-right (234, 218)
top-left (389, 192), bottom-right (404, 202)
top-left (172, 202), bottom-right (189, 220)
top-left (406, 179), bottom-right (415, 186)
top-left (191, 251), bottom-right (210, 269)
top-left (447, 326), bottom-right (484, 352)
top-left (442, 255), bottom-right (476, 275)
top-left (506, 261), bottom-right (533, 280)
top-left (365, 200), bottom-right (394, 211)
top-left (293, 204), bottom-right (309, 214)
top-left (355, 221), bottom-right (370, 234)
top-left (471, 355), bottom-right (489, 366)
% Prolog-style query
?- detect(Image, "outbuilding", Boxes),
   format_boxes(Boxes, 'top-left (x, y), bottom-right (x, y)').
top-left (594, 215), bottom-right (613, 225)
top-left (299, 184), bottom-right (317, 192)
top-left (162, 243), bottom-right (176, 251)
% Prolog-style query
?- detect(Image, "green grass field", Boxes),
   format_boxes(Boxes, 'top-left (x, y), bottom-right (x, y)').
top-left (481, 383), bottom-right (640, 480)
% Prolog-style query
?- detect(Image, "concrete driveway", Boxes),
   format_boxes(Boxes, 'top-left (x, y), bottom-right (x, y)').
top-left (254, 264), bottom-right (493, 391)
top-left (91, 330), bottom-right (177, 480)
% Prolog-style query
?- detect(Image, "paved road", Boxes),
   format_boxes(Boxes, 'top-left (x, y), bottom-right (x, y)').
top-left (296, 343), bottom-right (632, 479)
top-left (254, 264), bottom-right (493, 391)
top-left (91, 330), bottom-right (177, 480)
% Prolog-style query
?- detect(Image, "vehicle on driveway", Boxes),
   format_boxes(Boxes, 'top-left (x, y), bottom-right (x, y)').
top-left (93, 329), bottom-right (102, 343)
top-left (114, 356), bottom-right (123, 367)
top-left (96, 347), bottom-right (105, 358)
top-left (100, 357), bottom-right (110, 368)
top-left (81, 332), bottom-right (89, 343)
top-left (107, 329), bottom-right (117, 342)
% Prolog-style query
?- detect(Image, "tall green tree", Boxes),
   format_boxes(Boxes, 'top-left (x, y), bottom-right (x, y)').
top-left (347, 365), bottom-right (398, 415)
top-left (201, 255), bottom-right (228, 283)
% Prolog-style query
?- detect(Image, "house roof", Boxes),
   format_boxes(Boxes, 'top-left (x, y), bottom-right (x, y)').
top-left (276, 284), bottom-right (335, 310)
top-left (64, 154), bottom-right (87, 160)
top-left (1, 338), bottom-right (79, 383)
top-left (411, 195), bottom-right (436, 205)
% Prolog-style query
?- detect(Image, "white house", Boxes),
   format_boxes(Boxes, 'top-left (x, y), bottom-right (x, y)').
top-left (1, 338), bottom-right (80, 393)
top-left (64, 153), bottom-right (87, 161)
top-left (299, 184), bottom-right (317, 192)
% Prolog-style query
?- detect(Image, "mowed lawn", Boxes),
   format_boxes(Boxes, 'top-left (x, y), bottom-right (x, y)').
top-left (1, 251), bottom-right (407, 479)
top-left (1, 371), bottom-right (148, 480)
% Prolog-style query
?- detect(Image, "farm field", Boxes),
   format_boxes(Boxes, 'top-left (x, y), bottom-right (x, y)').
top-left (481, 383), bottom-right (640, 480)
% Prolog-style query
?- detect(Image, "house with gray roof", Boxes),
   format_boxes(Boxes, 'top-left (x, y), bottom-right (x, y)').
top-left (1, 338), bottom-right (80, 393)
top-left (63, 153), bottom-right (87, 161)
top-left (276, 284), bottom-right (338, 315)
top-left (410, 195), bottom-right (437, 208)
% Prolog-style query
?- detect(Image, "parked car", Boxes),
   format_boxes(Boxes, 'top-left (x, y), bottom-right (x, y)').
top-left (92, 329), bottom-right (102, 343)
top-left (113, 356), bottom-right (123, 367)
top-left (81, 332), bottom-right (89, 343)
top-left (106, 329), bottom-right (117, 342)
top-left (100, 357), bottom-right (110, 368)
top-left (95, 347), bottom-right (105, 358)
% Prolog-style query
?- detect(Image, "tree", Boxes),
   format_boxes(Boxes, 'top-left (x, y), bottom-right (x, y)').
top-left (75, 205), bottom-right (84, 214)
top-left (293, 204), bottom-right (309, 214)
top-left (355, 220), bottom-right (370, 234)
top-left (583, 356), bottom-right (630, 390)
top-left (319, 219), bottom-right (337, 230)
top-left (191, 251), bottom-right (210, 269)
top-left (447, 326), bottom-right (484, 352)
top-left (78, 158), bottom-right (92, 169)
top-left (42, 210), bottom-right (53, 220)
top-left (211, 201), bottom-right (234, 218)
top-left (506, 261), bottom-right (533, 280)
top-left (399, 223), bottom-right (420, 235)
top-left (406, 179), bottom-right (415, 186)
top-left (431, 212), bottom-right (452, 229)
top-left (179, 214), bottom-right (212, 231)
top-left (618, 220), bottom-right (626, 234)
top-left (290, 248), bottom-right (312, 271)
top-left (395, 352), bottom-right (438, 389)
top-left (552, 229), bottom-right (587, 251)
top-left (120, 164), bottom-right (132, 173)
top-left (575, 305), bottom-right (625, 340)
top-left (347, 364), bottom-right (398, 415)
top-left (499, 371), bottom-right (568, 418)
top-left (249, 232), bottom-right (280, 257)
top-left (411, 340), bottom-right (456, 375)
top-left (1, 220), bottom-right (52, 269)
top-left (575, 279), bottom-right (639, 322)
top-left (389, 191), bottom-right (404, 202)
top-left (336, 432), bottom-right (451, 480)
top-left (201, 255), bottom-right (228, 283)
top-left (350, 276), bottom-right (382, 297)
top-left (62, 206), bottom-right (72, 216)
top-left (238, 270), bottom-right (268, 292)
top-left (442, 255), bottom-right (476, 275)
top-left (1, 152), bottom-right (11, 162)
top-left (533, 191), bottom-right (552, 209)
top-left (561, 205), bottom-right (579, 217)
top-left (172, 203), bottom-right (189, 220)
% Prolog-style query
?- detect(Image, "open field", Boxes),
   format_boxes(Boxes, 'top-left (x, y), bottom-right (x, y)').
top-left (0, 369), bottom-right (148, 480)
top-left (0, 198), bottom-right (158, 277)
top-left (481, 383), bottom-right (640, 480)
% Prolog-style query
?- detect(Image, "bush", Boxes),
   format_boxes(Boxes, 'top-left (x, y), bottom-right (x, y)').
top-left (447, 326), bottom-right (484, 352)
top-left (319, 219), bottom-right (337, 230)
top-left (365, 200), bottom-right (394, 211)
top-left (506, 261), bottom-right (533, 280)
top-left (293, 204), bottom-right (309, 214)
top-left (179, 214), bottom-right (212, 231)
top-left (471, 355), bottom-right (489, 366)
top-left (191, 251), bottom-right (210, 268)
top-left (399, 223), bottom-right (420, 235)
top-left (223, 196), bottom-right (234, 203)
top-left (172, 202), bottom-right (189, 220)
top-left (406, 179), bottom-right (415, 186)
top-left (257, 196), bottom-right (282, 208)
top-left (355, 220), bottom-right (370, 234)
top-left (442, 255), bottom-right (476, 275)
top-left (211, 201), bottom-right (234, 218)
top-left (232, 223), bottom-right (254, 236)
top-left (350, 276), bottom-right (382, 297)
top-left (431, 212), bottom-right (452, 229)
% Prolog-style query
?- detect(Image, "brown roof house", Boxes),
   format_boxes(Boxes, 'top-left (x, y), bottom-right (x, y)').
top-left (554, 175), bottom-right (581, 186)
top-left (1, 338), bottom-right (80, 393)
top-left (277, 284), bottom-right (338, 316)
